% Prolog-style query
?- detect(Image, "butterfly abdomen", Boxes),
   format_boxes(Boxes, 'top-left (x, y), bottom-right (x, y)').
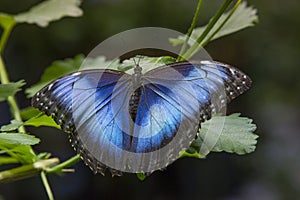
top-left (129, 87), bottom-right (142, 122)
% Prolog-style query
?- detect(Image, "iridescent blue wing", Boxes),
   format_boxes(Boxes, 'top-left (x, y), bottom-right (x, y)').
top-left (133, 60), bottom-right (252, 164)
top-left (32, 69), bottom-right (132, 175)
top-left (144, 60), bottom-right (251, 123)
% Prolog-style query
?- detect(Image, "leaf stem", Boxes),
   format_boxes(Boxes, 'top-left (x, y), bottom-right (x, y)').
top-left (0, 158), bottom-right (59, 184)
top-left (45, 154), bottom-right (80, 174)
top-left (201, 0), bottom-right (242, 47)
top-left (0, 56), bottom-right (26, 133)
top-left (177, 0), bottom-right (203, 61)
top-left (0, 17), bottom-right (15, 53)
top-left (0, 156), bottom-right (19, 165)
top-left (41, 171), bottom-right (54, 200)
top-left (0, 55), bottom-right (9, 84)
top-left (182, 0), bottom-right (233, 59)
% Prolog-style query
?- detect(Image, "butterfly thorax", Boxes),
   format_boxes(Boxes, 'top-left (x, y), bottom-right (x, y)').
top-left (132, 65), bottom-right (142, 88)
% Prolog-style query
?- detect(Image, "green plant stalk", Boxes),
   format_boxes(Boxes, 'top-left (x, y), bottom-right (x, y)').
top-left (201, 0), bottom-right (242, 47)
top-left (177, 0), bottom-right (203, 62)
top-left (182, 0), bottom-right (233, 59)
top-left (0, 156), bottom-right (19, 165)
top-left (46, 154), bottom-right (80, 174)
top-left (41, 171), bottom-right (54, 200)
top-left (0, 18), bottom-right (15, 53)
top-left (0, 158), bottom-right (59, 184)
top-left (0, 162), bottom-right (41, 183)
top-left (0, 56), bottom-right (26, 133)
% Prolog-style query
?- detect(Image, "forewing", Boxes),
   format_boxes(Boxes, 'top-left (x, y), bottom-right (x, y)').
top-left (145, 60), bottom-right (252, 122)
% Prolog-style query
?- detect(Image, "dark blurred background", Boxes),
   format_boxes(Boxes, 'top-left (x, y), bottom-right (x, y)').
top-left (1, 0), bottom-right (300, 199)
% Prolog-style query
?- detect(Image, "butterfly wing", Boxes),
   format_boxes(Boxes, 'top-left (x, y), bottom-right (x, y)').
top-left (32, 69), bottom-right (134, 175)
top-left (144, 60), bottom-right (251, 122)
top-left (136, 60), bottom-right (251, 162)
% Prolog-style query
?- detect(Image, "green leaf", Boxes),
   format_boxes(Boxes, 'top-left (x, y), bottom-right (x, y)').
top-left (14, 0), bottom-right (83, 27)
top-left (0, 80), bottom-right (26, 102)
top-left (24, 114), bottom-right (60, 129)
top-left (0, 120), bottom-right (23, 132)
top-left (190, 114), bottom-right (258, 156)
top-left (170, 2), bottom-right (258, 46)
top-left (20, 107), bottom-right (42, 120)
top-left (25, 54), bottom-right (83, 97)
top-left (40, 55), bottom-right (84, 82)
top-left (0, 133), bottom-right (40, 146)
top-left (0, 145), bottom-right (37, 164)
top-left (81, 56), bottom-right (120, 71)
top-left (120, 55), bottom-right (176, 73)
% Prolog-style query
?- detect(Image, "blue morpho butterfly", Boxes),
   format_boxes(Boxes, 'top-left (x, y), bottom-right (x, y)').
top-left (32, 59), bottom-right (251, 176)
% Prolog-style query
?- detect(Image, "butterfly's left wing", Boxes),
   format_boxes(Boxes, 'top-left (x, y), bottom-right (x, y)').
top-left (32, 69), bottom-right (134, 175)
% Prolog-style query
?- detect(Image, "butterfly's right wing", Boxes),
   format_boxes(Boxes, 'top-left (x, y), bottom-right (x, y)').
top-left (137, 60), bottom-right (251, 161)
top-left (144, 60), bottom-right (252, 122)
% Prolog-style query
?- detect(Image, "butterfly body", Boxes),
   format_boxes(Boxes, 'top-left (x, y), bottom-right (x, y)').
top-left (32, 60), bottom-right (251, 175)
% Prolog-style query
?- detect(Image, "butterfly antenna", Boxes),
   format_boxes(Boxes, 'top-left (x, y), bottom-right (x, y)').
top-left (133, 56), bottom-right (142, 72)
top-left (137, 55), bottom-right (142, 66)
top-left (133, 56), bottom-right (142, 67)
top-left (133, 57), bottom-right (138, 67)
